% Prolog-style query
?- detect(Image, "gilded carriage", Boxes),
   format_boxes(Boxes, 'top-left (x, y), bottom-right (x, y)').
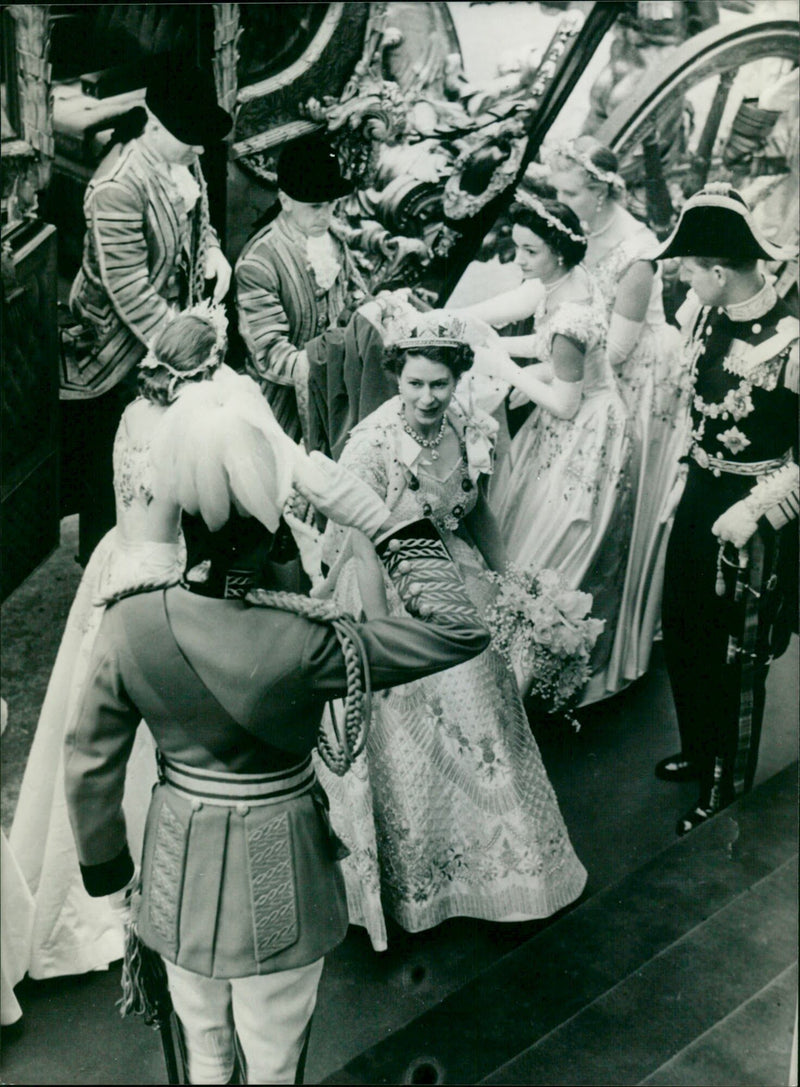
top-left (2, 1), bottom-right (797, 598)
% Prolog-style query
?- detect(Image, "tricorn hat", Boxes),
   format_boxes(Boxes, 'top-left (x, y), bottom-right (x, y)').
top-left (654, 183), bottom-right (797, 262)
top-left (146, 64), bottom-right (232, 147)
top-left (277, 133), bottom-right (354, 203)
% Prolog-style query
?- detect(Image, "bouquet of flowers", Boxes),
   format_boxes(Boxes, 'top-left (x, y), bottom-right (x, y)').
top-left (483, 565), bottom-right (605, 727)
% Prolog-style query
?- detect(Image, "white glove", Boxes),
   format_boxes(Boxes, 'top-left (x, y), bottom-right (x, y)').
top-left (204, 246), bottom-right (232, 304)
top-left (106, 869), bottom-right (139, 928)
top-left (293, 452), bottom-right (393, 540)
top-left (509, 387), bottom-right (531, 411)
top-left (607, 313), bottom-right (643, 369)
top-left (473, 343), bottom-right (520, 385)
top-left (711, 500), bottom-right (759, 550)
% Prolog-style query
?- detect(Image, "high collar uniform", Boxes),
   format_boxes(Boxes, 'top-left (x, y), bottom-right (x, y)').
top-left (662, 282), bottom-right (798, 808)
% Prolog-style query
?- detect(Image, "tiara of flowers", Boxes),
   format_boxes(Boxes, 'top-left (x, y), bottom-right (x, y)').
top-left (140, 300), bottom-right (228, 384)
top-left (549, 140), bottom-right (626, 194)
top-left (514, 188), bottom-right (586, 244)
top-left (393, 312), bottom-right (469, 351)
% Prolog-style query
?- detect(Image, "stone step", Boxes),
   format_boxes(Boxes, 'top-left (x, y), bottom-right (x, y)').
top-left (481, 859), bottom-right (797, 1085)
top-left (641, 962), bottom-right (797, 1087)
top-left (322, 762), bottom-right (798, 1085)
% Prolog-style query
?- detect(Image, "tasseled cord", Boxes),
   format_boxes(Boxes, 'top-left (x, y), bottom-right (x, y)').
top-left (119, 913), bottom-right (172, 1028)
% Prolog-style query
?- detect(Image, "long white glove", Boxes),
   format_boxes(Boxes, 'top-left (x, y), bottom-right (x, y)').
top-left (607, 313), bottom-right (643, 369)
top-left (293, 452), bottom-right (393, 541)
top-left (475, 343), bottom-right (583, 420)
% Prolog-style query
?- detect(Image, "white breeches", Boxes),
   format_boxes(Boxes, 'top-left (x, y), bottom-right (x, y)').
top-left (164, 957), bottom-right (325, 1084)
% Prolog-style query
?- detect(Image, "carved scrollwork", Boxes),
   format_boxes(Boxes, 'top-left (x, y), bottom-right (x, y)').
top-left (296, 4), bottom-right (586, 293)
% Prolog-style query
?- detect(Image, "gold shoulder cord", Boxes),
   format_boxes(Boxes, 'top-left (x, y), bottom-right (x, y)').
top-left (245, 589), bottom-right (372, 776)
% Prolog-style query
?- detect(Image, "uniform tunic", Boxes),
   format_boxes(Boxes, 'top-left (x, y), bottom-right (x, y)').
top-left (64, 519), bottom-right (490, 978)
top-left (662, 281), bottom-right (798, 803)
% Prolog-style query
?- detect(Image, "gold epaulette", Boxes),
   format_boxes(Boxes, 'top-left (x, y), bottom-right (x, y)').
top-left (724, 316), bottom-right (800, 390)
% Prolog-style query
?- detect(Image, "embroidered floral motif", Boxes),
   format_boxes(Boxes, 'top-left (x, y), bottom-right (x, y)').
top-left (717, 426), bottom-right (752, 455)
top-left (113, 426), bottom-right (155, 508)
top-left (315, 393), bottom-right (588, 951)
top-left (693, 382), bottom-right (754, 423)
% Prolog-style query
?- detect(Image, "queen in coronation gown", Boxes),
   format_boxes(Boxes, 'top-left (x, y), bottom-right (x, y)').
top-left (313, 308), bottom-right (588, 952)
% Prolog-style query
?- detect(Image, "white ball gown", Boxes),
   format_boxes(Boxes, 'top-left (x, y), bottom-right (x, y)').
top-left (9, 401), bottom-right (185, 978)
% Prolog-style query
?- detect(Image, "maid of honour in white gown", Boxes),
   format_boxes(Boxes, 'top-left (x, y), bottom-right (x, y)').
top-left (461, 188), bottom-right (634, 697)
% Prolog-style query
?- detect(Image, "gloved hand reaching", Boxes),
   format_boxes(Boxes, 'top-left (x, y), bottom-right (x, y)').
top-left (293, 452), bottom-right (394, 541)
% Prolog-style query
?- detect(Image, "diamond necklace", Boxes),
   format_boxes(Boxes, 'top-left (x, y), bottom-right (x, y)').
top-left (400, 405), bottom-right (447, 460)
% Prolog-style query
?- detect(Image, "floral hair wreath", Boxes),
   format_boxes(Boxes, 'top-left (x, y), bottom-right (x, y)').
top-left (513, 188), bottom-right (586, 244)
top-left (140, 299), bottom-right (228, 395)
top-left (545, 140), bottom-right (627, 197)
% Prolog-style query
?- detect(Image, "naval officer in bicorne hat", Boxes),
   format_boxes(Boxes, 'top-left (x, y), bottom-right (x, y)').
top-left (652, 183), bottom-right (798, 835)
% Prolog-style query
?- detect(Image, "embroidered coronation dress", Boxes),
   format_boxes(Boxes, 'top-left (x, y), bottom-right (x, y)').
top-left (314, 396), bottom-right (587, 951)
top-left (489, 269), bottom-right (634, 683)
top-left (9, 402), bottom-right (184, 979)
top-left (582, 211), bottom-right (692, 702)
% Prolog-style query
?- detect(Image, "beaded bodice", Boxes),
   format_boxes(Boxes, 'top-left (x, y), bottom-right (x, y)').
top-left (321, 396), bottom-right (496, 574)
top-left (410, 455), bottom-right (479, 533)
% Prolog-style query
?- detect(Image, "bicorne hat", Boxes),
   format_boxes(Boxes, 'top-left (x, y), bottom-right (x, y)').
top-left (146, 65), bottom-right (232, 147)
top-left (654, 183), bottom-right (797, 263)
top-left (277, 133), bottom-right (354, 203)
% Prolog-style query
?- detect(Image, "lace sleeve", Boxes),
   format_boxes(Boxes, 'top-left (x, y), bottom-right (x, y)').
top-left (340, 427), bottom-right (390, 498)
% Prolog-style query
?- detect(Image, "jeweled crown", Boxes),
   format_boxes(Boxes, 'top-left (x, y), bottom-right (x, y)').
top-left (392, 311), bottom-right (469, 351)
